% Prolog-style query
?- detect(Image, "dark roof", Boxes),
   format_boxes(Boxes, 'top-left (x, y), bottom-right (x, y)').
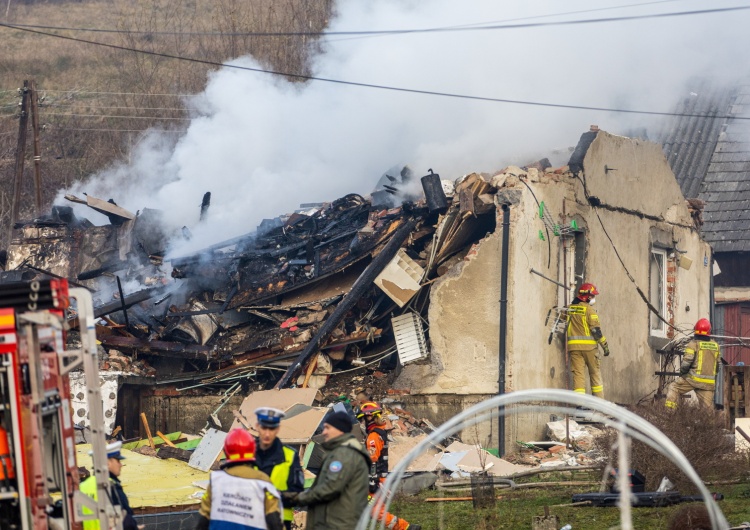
top-left (657, 81), bottom-right (750, 252)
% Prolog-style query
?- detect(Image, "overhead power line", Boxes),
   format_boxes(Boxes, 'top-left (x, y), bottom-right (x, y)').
top-left (3, 4), bottom-right (747, 37)
top-left (2, 10), bottom-right (750, 122)
top-left (36, 90), bottom-right (194, 97)
top-left (42, 113), bottom-right (190, 120)
top-left (42, 104), bottom-right (188, 111)
top-left (52, 127), bottom-right (186, 133)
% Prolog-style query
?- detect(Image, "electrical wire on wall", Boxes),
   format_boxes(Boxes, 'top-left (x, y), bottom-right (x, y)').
top-left (518, 178), bottom-right (551, 268)
top-left (572, 172), bottom-right (686, 334)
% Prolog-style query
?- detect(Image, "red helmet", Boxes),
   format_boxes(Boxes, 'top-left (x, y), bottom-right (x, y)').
top-left (224, 429), bottom-right (256, 463)
top-left (694, 318), bottom-right (711, 336)
top-left (578, 283), bottom-right (599, 300)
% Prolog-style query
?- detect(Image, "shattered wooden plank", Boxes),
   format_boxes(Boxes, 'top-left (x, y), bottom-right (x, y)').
top-left (65, 194), bottom-right (136, 221)
top-left (98, 335), bottom-right (217, 361)
top-left (459, 188), bottom-right (475, 218)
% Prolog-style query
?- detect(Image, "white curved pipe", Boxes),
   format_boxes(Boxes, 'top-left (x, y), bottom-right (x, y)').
top-left (357, 389), bottom-right (728, 530)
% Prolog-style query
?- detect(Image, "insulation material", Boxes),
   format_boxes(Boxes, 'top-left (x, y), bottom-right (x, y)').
top-left (392, 312), bottom-right (429, 364)
top-left (374, 249), bottom-right (424, 308)
top-left (69, 371), bottom-right (119, 435)
top-left (76, 445), bottom-right (208, 508)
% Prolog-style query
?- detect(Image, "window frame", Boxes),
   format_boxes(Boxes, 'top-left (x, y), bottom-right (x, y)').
top-left (649, 247), bottom-right (668, 337)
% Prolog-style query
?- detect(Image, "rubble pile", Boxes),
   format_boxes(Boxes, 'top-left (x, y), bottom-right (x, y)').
top-left (2, 166), bottom-right (513, 399)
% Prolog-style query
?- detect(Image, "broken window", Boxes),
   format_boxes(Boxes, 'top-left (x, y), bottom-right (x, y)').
top-left (649, 248), bottom-right (667, 336)
top-left (559, 225), bottom-right (586, 309)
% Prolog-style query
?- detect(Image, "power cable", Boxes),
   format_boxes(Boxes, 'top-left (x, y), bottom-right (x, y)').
top-left (3, 4), bottom-right (747, 37)
top-left (518, 178), bottom-right (551, 268)
top-left (42, 113), bottom-right (190, 120)
top-left (36, 90), bottom-right (194, 97)
top-left (328, 0), bottom-right (691, 43)
top-left (573, 173), bottom-right (685, 333)
top-left (2, 21), bottom-right (750, 122)
top-left (51, 127), bottom-right (186, 133)
top-left (41, 104), bottom-right (189, 111)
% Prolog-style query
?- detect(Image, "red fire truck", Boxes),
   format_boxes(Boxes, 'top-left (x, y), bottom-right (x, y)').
top-left (0, 279), bottom-right (122, 529)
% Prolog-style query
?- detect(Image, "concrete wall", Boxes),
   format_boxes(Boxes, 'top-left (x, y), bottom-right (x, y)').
top-left (134, 389), bottom-right (244, 437)
top-left (397, 130), bottom-right (712, 446)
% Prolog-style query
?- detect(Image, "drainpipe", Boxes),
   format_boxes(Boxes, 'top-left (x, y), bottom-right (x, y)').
top-left (710, 249), bottom-right (722, 407)
top-left (498, 203), bottom-right (511, 457)
top-left (709, 250), bottom-right (715, 326)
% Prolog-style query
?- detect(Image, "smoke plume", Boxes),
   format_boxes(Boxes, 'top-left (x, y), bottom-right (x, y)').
top-left (56, 0), bottom-right (750, 255)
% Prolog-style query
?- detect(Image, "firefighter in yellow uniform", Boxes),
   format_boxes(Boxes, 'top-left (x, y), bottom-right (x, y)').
top-left (566, 283), bottom-right (610, 398)
top-left (665, 318), bottom-right (720, 410)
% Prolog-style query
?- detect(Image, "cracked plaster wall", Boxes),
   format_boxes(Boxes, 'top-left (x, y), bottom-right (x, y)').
top-left (399, 131), bottom-right (712, 445)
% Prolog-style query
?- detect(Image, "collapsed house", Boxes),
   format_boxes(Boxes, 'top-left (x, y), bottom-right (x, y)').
top-left (393, 127), bottom-right (712, 448)
top-left (0, 127), bottom-right (712, 451)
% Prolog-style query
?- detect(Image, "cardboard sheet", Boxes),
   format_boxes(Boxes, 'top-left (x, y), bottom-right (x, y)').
top-left (279, 407), bottom-right (329, 444)
top-left (230, 388), bottom-right (318, 430)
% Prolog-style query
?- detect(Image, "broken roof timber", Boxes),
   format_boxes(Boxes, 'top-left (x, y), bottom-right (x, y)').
top-left (65, 194), bottom-right (136, 222)
top-left (98, 335), bottom-right (218, 361)
top-left (68, 286), bottom-right (165, 329)
top-left (276, 217), bottom-right (419, 388)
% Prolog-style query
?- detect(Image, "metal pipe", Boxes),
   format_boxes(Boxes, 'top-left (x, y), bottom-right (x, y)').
top-left (530, 268), bottom-right (569, 290)
top-left (498, 203), bottom-right (510, 457)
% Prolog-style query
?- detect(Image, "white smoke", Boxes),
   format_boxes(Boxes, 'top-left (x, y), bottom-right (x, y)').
top-left (56, 0), bottom-right (750, 255)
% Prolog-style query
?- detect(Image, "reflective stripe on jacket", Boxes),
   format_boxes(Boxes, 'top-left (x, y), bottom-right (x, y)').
top-left (567, 303), bottom-right (603, 350)
top-left (681, 340), bottom-right (720, 387)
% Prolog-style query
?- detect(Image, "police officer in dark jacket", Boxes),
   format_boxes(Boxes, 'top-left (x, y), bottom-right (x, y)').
top-left (253, 407), bottom-right (304, 530)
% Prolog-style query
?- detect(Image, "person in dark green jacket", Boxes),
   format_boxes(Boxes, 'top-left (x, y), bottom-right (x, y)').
top-left (282, 411), bottom-right (370, 530)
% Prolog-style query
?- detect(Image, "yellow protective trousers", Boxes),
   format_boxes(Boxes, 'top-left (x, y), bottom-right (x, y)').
top-left (665, 377), bottom-right (714, 409)
top-left (570, 349), bottom-right (604, 398)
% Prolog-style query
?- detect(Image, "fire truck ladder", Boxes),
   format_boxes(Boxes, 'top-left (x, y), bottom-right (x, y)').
top-left (0, 281), bottom-right (122, 530)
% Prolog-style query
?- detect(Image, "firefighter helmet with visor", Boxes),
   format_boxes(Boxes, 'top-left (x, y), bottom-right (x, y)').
top-left (694, 318), bottom-right (711, 336)
top-left (224, 428), bottom-right (256, 463)
top-left (578, 283), bottom-right (599, 300)
top-left (356, 401), bottom-right (382, 420)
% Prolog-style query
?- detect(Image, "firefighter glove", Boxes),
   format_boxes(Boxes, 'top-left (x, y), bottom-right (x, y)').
top-left (280, 491), bottom-right (299, 507)
top-left (602, 344), bottom-right (610, 357)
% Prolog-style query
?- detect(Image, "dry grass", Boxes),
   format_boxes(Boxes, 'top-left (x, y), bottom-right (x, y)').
top-left (0, 0), bottom-right (333, 246)
top-left (594, 402), bottom-right (750, 493)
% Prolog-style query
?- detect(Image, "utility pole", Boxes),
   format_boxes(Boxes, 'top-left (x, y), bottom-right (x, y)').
top-left (29, 80), bottom-right (43, 216)
top-left (10, 80), bottom-right (30, 240)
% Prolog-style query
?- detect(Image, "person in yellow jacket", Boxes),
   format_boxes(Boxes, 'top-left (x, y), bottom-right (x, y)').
top-left (79, 441), bottom-right (141, 530)
top-left (665, 318), bottom-right (720, 409)
top-left (566, 283), bottom-right (610, 398)
top-left (253, 407), bottom-right (304, 530)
